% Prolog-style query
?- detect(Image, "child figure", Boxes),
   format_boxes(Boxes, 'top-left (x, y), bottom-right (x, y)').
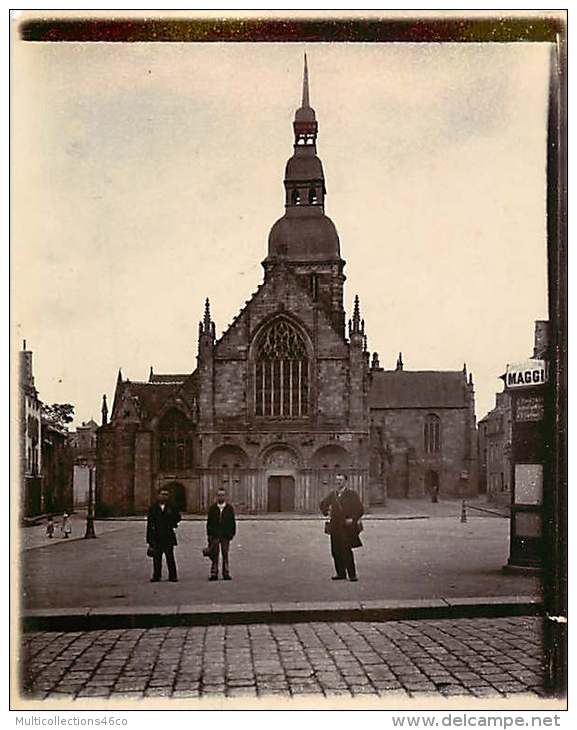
top-left (46, 517), bottom-right (55, 539)
top-left (61, 512), bottom-right (71, 539)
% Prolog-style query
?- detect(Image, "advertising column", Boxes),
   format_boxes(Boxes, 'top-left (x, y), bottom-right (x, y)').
top-left (503, 358), bottom-right (548, 573)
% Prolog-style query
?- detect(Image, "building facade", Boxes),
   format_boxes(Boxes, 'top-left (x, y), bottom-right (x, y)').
top-left (19, 341), bottom-right (73, 517)
top-left (478, 391), bottom-right (512, 506)
top-left (20, 342), bottom-right (43, 517)
top-left (96, 62), bottom-right (477, 516)
top-left (68, 419), bottom-right (98, 509)
top-left (41, 419), bottom-right (73, 514)
top-left (477, 320), bottom-right (549, 507)
top-left (369, 355), bottom-right (478, 502)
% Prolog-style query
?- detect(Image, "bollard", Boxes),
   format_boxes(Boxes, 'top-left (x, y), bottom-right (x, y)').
top-left (460, 500), bottom-right (467, 523)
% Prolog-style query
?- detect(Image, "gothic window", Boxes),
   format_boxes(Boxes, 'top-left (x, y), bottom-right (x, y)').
top-left (254, 319), bottom-right (309, 418)
top-left (291, 189), bottom-right (301, 205)
top-left (308, 187), bottom-right (317, 205)
top-left (424, 414), bottom-right (441, 454)
top-left (159, 409), bottom-right (193, 471)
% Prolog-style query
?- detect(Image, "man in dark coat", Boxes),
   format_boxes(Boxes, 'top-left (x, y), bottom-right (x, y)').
top-left (320, 473), bottom-right (364, 581)
top-left (146, 487), bottom-right (181, 582)
top-left (206, 487), bottom-right (236, 581)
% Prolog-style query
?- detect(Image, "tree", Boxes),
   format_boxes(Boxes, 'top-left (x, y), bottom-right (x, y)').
top-left (41, 403), bottom-right (75, 430)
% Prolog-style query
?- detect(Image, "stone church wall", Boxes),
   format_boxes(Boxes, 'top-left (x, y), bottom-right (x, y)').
top-left (316, 360), bottom-right (347, 420)
top-left (214, 359), bottom-right (247, 420)
top-left (370, 408), bottom-right (476, 499)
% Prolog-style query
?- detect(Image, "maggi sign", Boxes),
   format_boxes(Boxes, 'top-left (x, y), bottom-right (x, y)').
top-left (505, 359), bottom-right (548, 389)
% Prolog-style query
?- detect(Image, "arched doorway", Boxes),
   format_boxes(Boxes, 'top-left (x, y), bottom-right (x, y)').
top-left (208, 444), bottom-right (248, 469)
top-left (207, 444), bottom-right (249, 508)
top-left (311, 444), bottom-right (351, 469)
top-left (165, 481), bottom-right (187, 512)
top-left (261, 446), bottom-right (299, 513)
top-left (267, 476), bottom-right (295, 512)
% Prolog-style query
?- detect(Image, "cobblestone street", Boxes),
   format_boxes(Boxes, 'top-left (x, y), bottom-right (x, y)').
top-left (21, 616), bottom-right (545, 702)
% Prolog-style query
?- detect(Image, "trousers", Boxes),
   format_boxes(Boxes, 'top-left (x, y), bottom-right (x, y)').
top-left (152, 545), bottom-right (177, 580)
top-left (210, 537), bottom-right (230, 577)
top-left (330, 533), bottom-right (356, 579)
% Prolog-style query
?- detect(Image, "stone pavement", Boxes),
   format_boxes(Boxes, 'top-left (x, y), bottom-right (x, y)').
top-left (21, 515), bottom-right (540, 611)
top-left (20, 616), bottom-right (546, 702)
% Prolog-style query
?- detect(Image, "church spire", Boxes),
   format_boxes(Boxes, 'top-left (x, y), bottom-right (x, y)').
top-left (348, 295), bottom-right (365, 338)
top-left (302, 53), bottom-right (310, 108)
top-left (199, 297), bottom-right (216, 342)
top-left (293, 56), bottom-right (318, 148)
top-left (203, 297), bottom-right (212, 331)
top-left (396, 353), bottom-right (404, 371)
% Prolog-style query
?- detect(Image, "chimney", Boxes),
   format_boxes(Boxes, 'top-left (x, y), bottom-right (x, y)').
top-left (20, 341), bottom-right (34, 390)
top-left (533, 320), bottom-right (549, 359)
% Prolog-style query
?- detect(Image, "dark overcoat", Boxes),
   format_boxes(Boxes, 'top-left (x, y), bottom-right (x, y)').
top-left (146, 503), bottom-right (181, 547)
top-left (207, 503), bottom-right (236, 541)
top-left (319, 487), bottom-right (364, 548)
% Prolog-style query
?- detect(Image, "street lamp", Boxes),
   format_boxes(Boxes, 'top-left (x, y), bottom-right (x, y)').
top-left (84, 465), bottom-right (96, 539)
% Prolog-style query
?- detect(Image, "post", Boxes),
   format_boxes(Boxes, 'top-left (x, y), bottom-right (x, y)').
top-left (84, 465), bottom-right (96, 538)
top-left (460, 500), bottom-right (467, 523)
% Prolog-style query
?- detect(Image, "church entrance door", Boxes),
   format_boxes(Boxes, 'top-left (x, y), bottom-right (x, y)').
top-left (267, 476), bottom-right (295, 512)
top-left (425, 470), bottom-right (440, 503)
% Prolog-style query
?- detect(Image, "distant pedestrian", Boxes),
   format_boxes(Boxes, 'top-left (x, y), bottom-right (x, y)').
top-left (146, 488), bottom-right (181, 582)
top-left (61, 512), bottom-right (71, 539)
top-left (320, 473), bottom-right (364, 582)
top-left (46, 517), bottom-right (55, 539)
top-left (206, 487), bottom-right (236, 581)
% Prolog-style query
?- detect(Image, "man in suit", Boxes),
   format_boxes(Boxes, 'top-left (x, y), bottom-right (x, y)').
top-left (206, 487), bottom-right (236, 581)
top-left (320, 473), bottom-right (364, 582)
top-left (146, 487), bottom-right (181, 582)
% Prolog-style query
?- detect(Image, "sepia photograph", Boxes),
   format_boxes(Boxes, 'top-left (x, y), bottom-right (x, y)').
top-left (11, 10), bottom-right (567, 714)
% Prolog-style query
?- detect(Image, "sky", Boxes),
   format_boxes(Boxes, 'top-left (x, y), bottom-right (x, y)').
top-left (12, 41), bottom-right (551, 427)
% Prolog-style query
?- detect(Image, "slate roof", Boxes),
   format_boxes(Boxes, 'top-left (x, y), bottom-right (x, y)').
top-left (149, 373), bottom-right (188, 384)
top-left (369, 370), bottom-right (468, 409)
top-left (114, 377), bottom-right (196, 422)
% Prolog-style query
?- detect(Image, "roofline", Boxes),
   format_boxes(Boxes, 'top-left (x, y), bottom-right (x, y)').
top-left (372, 370), bottom-right (467, 375)
top-left (369, 405), bottom-right (470, 411)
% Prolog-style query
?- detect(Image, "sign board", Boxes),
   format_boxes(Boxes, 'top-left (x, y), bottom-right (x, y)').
top-left (515, 395), bottom-right (545, 422)
top-left (514, 463), bottom-right (543, 505)
top-left (505, 359), bottom-right (548, 389)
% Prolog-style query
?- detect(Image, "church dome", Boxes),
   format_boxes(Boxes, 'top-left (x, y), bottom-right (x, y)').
top-left (285, 153), bottom-right (324, 181)
top-left (268, 213), bottom-right (340, 261)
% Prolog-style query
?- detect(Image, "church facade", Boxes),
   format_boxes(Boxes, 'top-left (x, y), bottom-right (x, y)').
top-left (96, 61), bottom-right (477, 516)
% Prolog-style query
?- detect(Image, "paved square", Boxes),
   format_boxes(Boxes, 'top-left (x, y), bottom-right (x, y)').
top-left (21, 510), bottom-right (540, 611)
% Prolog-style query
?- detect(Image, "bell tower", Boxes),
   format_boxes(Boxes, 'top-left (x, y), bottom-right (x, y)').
top-left (264, 56), bottom-right (346, 335)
